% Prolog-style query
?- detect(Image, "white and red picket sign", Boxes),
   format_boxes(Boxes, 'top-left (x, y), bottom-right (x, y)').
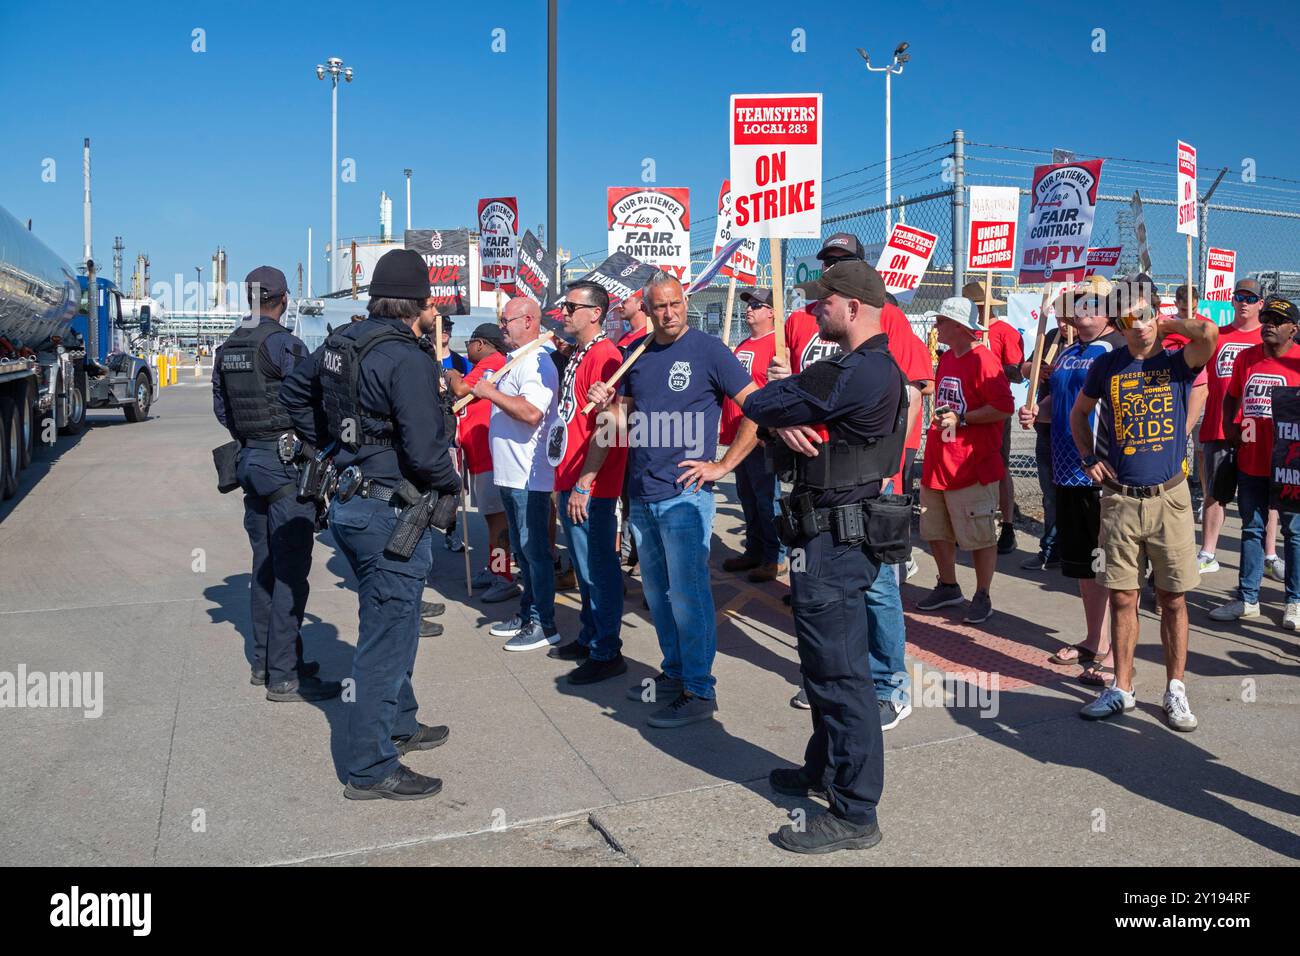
top-left (874, 224), bottom-right (938, 299)
top-left (711, 180), bottom-right (759, 284)
top-left (1084, 246), bottom-right (1122, 277)
top-left (1177, 140), bottom-right (1199, 237)
top-left (966, 186), bottom-right (1019, 271)
top-left (728, 93), bottom-right (822, 239)
top-left (1206, 247), bottom-right (1236, 300)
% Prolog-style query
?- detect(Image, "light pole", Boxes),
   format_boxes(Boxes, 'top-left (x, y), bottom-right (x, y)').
top-left (316, 57), bottom-right (354, 293)
top-left (404, 168), bottom-right (412, 231)
top-left (857, 42), bottom-right (910, 232)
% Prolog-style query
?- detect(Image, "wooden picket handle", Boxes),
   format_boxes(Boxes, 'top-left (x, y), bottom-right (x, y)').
top-left (720, 275), bottom-right (737, 348)
top-left (451, 330), bottom-right (554, 414)
top-left (581, 319), bottom-right (654, 415)
top-left (1024, 283), bottom-right (1058, 423)
top-left (770, 237), bottom-right (787, 364)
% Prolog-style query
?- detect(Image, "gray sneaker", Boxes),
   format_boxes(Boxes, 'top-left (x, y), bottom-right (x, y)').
top-left (963, 589), bottom-right (993, 624)
top-left (917, 579), bottom-right (964, 611)
top-left (489, 615), bottom-right (525, 638)
top-left (503, 622), bottom-right (560, 652)
top-left (647, 691), bottom-right (718, 728)
top-left (626, 672), bottom-right (684, 702)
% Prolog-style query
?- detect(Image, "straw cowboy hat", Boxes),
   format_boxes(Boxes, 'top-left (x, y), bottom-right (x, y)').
top-left (961, 279), bottom-right (1005, 306)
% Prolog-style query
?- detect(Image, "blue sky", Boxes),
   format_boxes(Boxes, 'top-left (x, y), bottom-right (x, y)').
top-left (2, 0), bottom-right (1298, 298)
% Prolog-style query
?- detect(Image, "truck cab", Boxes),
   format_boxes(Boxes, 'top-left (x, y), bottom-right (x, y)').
top-left (74, 275), bottom-right (157, 421)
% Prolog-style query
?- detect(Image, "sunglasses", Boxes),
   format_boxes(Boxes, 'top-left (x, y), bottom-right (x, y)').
top-left (1261, 311), bottom-right (1295, 327)
top-left (1233, 292), bottom-right (1261, 304)
top-left (1115, 307), bottom-right (1158, 330)
top-left (559, 301), bottom-right (595, 315)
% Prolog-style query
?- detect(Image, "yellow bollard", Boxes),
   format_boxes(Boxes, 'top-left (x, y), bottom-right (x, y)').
top-left (168, 353), bottom-right (178, 387)
top-left (156, 354), bottom-right (167, 388)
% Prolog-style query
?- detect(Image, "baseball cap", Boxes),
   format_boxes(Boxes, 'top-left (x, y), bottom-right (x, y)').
top-left (740, 287), bottom-right (773, 307)
top-left (245, 265), bottom-right (288, 300)
top-left (816, 232), bottom-right (865, 262)
top-left (794, 260), bottom-right (886, 307)
top-left (469, 322), bottom-right (506, 348)
top-left (924, 296), bottom-right (980, 331)
top-left (1261, 296), bottom-right (1300, 325)
top-left (1234, 278), bottom-right (1264, 298)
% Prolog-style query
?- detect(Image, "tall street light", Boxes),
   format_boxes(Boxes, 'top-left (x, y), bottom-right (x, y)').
top-left (857, 42), bottom-right (910, 232)
top-left (316, 57), bottom-right (354, 293)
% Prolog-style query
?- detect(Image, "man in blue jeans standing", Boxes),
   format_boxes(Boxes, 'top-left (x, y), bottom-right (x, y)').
top-left (588, 272), bottom-right (761, 728)
top-left (471, 297), bottom-right (562, 651)
top-left (546, 281), bottom-right (631, 682)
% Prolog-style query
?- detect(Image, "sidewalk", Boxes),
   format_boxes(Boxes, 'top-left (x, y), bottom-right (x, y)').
top-left (0, 385), bottom-right (1296, 866)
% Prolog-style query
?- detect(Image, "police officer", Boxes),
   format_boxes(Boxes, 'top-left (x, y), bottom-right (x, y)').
top-left (212, 266), bottom-right (340, 702)
top-left (281, 249), bottom-right (460, 801)
top-left (741, 260), bottom-right (908, 854)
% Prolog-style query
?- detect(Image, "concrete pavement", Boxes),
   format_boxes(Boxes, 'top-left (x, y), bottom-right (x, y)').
top-left (0, 381), bottom-right (1297, 866)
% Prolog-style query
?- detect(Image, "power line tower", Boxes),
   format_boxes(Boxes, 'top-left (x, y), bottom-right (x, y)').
top-left (113, 236), bottom-right (125, 289)
top-left (1113, 207), bottom-right (1139, 276)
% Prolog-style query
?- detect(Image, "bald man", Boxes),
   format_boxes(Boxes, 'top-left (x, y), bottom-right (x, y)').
top-left (472, 297), bottom-right (562, 652)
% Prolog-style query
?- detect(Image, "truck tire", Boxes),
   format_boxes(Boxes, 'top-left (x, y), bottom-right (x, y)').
top-left (17, 383), bottom-right (35, 470)
top-left (0, 398), bottom-right (19, 500)
top-left (58, 367), bottom-right (86, 436)
top-left (123, 371), bottom-right (151, 423)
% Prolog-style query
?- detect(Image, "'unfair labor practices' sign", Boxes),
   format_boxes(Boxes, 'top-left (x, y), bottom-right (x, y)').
top-left (607, 187), bottom-right (691, 282)
top-left (1177, 141), bottom-right (1199, 237)
top-left (729, 93), bottom-right (822, 239)
top-left (874, 225), bottom-right (938, 303)
top-left (1018, 158), bottom-right (1105, 284)
top-left (478, 197), bottom-right (519, 294)
top-left (712, 180), bottom-right (759, 284)
top-left (405, 228), bottom-right (470, 315)
top-left (967, 186), bottom-right (1019, 271)
top-left (1206, 247), bottom-right (1236, 300)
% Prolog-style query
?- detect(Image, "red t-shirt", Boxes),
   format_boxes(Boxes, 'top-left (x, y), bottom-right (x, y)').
top-left (456, 352), bottom-right (507, 474)
top-left (720, 330), bottom-right (777, 445)
top-left (923, 344), bottom-right (1014, 490)
top-left (553, 338), bottom-right (629, 496)
top-left (984, 318), bottom-right (1025, 373)
top-left (618, 327), bottom-right (649, 349)
top-left (1162, 312), bottom-right (1213, 350)
top-left (1227, 344), bottom-right (1300, 477)
top-left (1201, 324), bottom-right (1263, 441)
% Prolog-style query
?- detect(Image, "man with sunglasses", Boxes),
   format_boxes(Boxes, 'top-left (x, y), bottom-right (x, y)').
top-left (1071, 280), bottom-right (1218, 731)
top-left (473, 297), bottom-right (562, 652)
top-left (1197, 278), bottom-right (1266, 574)
top-left (1212, 297), bottom-right (1300, 630)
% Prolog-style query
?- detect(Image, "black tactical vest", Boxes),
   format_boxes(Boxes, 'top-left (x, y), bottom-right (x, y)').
top-left (320, 320), bottom-right (414, 451)
top-left (218, 320), bottom-right (294, 441)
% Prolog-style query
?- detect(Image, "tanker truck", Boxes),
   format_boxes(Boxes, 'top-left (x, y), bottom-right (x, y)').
top-left (0, 204), bottom-right (157, 501)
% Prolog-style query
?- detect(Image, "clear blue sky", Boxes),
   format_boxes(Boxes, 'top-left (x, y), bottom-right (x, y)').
top-left (2, 0), bottom-right (1297, 298)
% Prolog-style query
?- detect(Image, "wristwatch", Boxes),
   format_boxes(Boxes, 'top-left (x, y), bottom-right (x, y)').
top-left (958, 411), bottom-right (967, 428)
top-left (1081, 454), bottom-right (1100, 469)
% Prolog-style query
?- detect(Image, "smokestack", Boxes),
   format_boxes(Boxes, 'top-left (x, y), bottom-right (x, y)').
top-left (380, 191), bottom-right (393, 242)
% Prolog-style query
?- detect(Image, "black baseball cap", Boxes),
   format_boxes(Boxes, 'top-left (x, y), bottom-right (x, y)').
top-left (1262, 295), bottom-right (1299, 325)
top-left (795, 260), bottom-right (886, 308)
top-left (740, 287), bottom-right (773, 307)
top-left (469, 322), bottom-right (505, 348)
top-left (245, 265), bottom-right (288, 300)
top-left (816, 232), bottom-right (865, 262)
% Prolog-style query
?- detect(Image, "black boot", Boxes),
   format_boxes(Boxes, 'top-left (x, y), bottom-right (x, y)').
top-left (343, 765), bottom-right (442, 801)
top-left (776, 812), bottom-right (881, 854)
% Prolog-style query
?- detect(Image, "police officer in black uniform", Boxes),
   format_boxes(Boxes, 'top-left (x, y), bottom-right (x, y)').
top-left (741, 260), bottom-right (909, 854)
top-left (281, 249), bottom-right (460, 801)
top-left (212, 266), bottom-right (340, 702)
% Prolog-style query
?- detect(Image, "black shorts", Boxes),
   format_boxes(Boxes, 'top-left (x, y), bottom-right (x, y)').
top-left (1056, 484), bottom-right (1101, 579)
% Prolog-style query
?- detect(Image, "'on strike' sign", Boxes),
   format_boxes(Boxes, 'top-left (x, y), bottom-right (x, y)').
top-left (874, 224), bottom-right (938, 303)
top-left (729, 93), bottom-right (822, 239)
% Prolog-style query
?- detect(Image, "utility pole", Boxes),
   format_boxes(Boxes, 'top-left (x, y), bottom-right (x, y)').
top-left (316, 57), bottom-right (354, 293)
top-left (1198, 167), bottom-right (1228, 290)
top-left (83, 137), bottom-right (97, 362)
top-left (951, 129), bottom-right (966, 295)
top-left (858, 42), bottom-right (911, 232)
top-left (547, 0), bottom-right (557, 274)
top-left (404, 168), bottom-right (413, 231)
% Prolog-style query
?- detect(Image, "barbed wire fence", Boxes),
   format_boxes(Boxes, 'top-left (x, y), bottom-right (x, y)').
top-left (567, 132), bottom-right (1300, 525)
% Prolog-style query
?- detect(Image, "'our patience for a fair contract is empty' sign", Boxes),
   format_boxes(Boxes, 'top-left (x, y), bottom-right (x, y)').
top-left (729, 93), bottom-right (823, 239)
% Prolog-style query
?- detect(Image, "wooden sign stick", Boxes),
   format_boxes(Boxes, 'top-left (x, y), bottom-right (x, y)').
top-left (1186, 234), bottom-right (1194, 320)
top-left (721, 275), bottom-right (737, 348)
top-left (1025, 283), bottom-right (1059, 421)
top-left (982, 267), bottom-right (993, 347)
top-left (451, 330), bottom-right (555, 414)
top-left (581, 314), bottom-right (656, 415)
top-left (459, 456), bottom-right (472, 594)
top-left (770, 237), bottom-right (787, 364)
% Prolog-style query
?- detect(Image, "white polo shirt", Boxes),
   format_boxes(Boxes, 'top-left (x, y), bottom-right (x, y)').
top-left (488, 343), bottom-right (559, 491)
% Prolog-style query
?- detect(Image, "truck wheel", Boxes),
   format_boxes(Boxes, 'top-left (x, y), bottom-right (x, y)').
top-left (17, 383), bottom-right (34, 470)
top-left (58, 369), bottom-right (86, 436)
top-left (123, 372), bottom-right (151, 423)
top-left (0, 399), bottom-right (19, 500)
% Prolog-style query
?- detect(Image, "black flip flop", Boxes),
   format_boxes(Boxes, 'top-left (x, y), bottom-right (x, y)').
top-left (1049, 643), bottom-right (1100, 666)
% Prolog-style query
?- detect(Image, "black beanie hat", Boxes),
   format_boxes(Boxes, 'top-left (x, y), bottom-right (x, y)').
top-left (370, 249), bottom-right (431, 299)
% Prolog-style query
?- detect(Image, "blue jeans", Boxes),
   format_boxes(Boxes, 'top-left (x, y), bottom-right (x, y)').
top-left (498, 486), bottom-right (556, 631)
top-left (864, 479), bottom-right (909, 706)
top-left (1034, 423), bottom-right (1058, 557)
top-left (630, 488), bottom-right (718, 699)
top-left (329, 495), bottom-right (431, 786)
top-left (735, 447), bottom-right (786, 564)
top-left (1238, 474), bottom-right (1300, 605)
top-left (558, 491), bottom-right (624, 660)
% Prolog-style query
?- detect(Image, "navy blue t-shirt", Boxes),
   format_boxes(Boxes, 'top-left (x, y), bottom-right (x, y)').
top-left (1082, 346), bottom-right (1200, 486)
top-left (622, 328), bottom-right (754, 502)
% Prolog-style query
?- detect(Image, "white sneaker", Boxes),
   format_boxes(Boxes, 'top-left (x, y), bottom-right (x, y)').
top-left (1208, 599), bottom-right (1261, 621)
top-left (481, 577), bottom-right (522, 603)
top-left (905, 557), bottom-right (919, 581)
top-left (1284, 603), bottom-right (1300, 631)
top-left (471, 565), bottom-right (496, 589)
top-left (1197, 551), bottom-right (1220, 573)
top-left (1079, 684), bottom-right (1136, 721)
top-left (1264, 556), bottom-right (1285, 582)
top-left (1162, 679), bottom-right (1198, 732)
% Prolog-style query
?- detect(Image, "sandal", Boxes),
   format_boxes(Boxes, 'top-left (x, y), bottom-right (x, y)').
top-left (1048, 643), bottom-right (1101, 666)
top-left (1078, 662), bottom-right (1115, 687)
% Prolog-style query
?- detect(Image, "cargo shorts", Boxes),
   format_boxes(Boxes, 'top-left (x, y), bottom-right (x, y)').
top-left (920, 481), bottom-right (1001, 552)
top-left (1099, 478), bottom-right (1200, 593)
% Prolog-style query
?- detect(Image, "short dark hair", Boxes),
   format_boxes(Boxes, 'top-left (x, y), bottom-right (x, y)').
top-left (567, 280), bottom-right (609, 319)
top-left (1175, 283), bottom-right (1198, 301)
top-left (366, 296), bottom-right (425, 319)
top-left (248, 289), bottom-right (287, 312)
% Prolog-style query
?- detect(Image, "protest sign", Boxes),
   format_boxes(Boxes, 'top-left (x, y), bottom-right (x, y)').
top-left (1084, 246), bottom-right (1122, 277)
top-left (1271, 387), bottom-right (1300, 514)
top-left (607, 187), bottom-right (691, 282)
top-left (1177, 141), bottom-right (1199, 237)
top-left (1206, 247), bottom-right (1236, 301)
top-left (515, 229), bottom-right (556, 309)
top-left (478, 197), bottom-right (519, 295)
top-left (729, 93), bottom-right (823, 239)
top-left (405, 228), bottom-right (470, 315)
top-left (967, 186), bottom-right (1019, 271)
top-left (572, 252), bottom-right (658, 310)
top-left (711, 180), bottom-right (759, 284)
top-left (1018, 158), bottom-right (1105, 284)
top-left (875, 224), bottom-right (938, 304)
top-left (1130, 191), bottom-right (1153, 276)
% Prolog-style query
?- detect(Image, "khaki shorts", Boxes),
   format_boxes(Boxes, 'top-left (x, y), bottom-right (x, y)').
top-left (1099, 479), bottom-right (1200, 593)
top-left (920, 481), bottom-right (1001, 551)
top-left (470, 470), bottom-right (504, 515)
